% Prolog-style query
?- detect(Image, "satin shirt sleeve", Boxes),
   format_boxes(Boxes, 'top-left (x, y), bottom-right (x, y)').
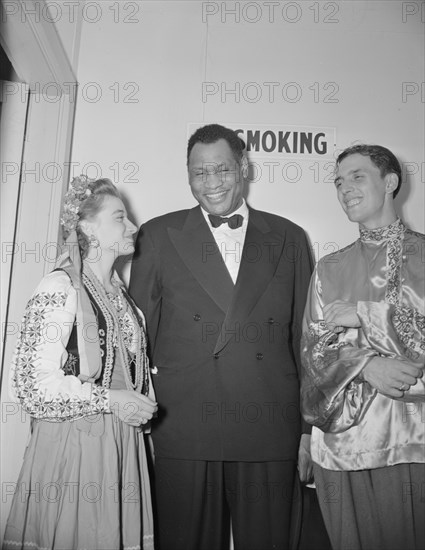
top-left (357, 300), bottom-right (425, 401)
top-left (9, 271), bottom-right (110, 421)
top-left (300, 268), bottom-right (378, 432)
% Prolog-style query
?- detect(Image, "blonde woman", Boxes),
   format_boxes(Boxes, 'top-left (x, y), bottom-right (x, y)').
top-left (3, 177), bottom-right (157, 550)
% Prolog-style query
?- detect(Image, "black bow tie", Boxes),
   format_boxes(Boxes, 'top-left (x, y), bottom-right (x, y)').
top-left (208, 214), bottom-right (243, 229)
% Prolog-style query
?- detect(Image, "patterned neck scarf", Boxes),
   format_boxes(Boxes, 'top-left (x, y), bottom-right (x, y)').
top-left (359, 217), bottom-right (405, 243)
top-left (55, 230), bottom-right (102, 382)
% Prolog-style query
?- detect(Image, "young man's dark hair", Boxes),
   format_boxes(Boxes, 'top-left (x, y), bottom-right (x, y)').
top-left (336, 144), bottom-right (402, 198)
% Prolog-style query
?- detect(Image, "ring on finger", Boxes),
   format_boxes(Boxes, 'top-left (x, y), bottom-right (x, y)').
top-left (399, 383), bottom-right (407, 391)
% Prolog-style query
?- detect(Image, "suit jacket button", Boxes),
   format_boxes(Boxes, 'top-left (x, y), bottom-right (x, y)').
top-left (214, 353), bottom-right (219, 360)
top-left (256, 353), bottom-right (264, 360)
top-left (193, 313), bottom-right (201, 321)
top-left (268, 318), bottom-right (275, 324)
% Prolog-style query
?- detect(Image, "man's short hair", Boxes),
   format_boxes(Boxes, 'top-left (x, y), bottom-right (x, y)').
top-left (187, 124), bottom-right (244, 165)
top-left (336, 144), bottom-right (402, 198)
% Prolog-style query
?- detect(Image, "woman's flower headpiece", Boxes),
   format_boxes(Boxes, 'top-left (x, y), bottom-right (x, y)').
top-left (61, 175), bottom-right (95, 235)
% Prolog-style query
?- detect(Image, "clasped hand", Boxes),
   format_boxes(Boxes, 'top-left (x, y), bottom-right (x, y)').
top-left (323, 301), bottom-right (423, 398)
top-left (109, 389), bottom-right (158, 427)
top-left (323, 300), bottom-right (361, 333)
top-left (362, 357), bottom-right (423, 398)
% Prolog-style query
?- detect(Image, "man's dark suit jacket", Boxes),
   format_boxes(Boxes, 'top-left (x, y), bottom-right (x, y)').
top-left (129, 205), bottom-right (313, 462)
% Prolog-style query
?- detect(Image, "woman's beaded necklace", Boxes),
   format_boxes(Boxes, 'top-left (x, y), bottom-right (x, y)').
top-left (82, 262), bottom-right (148, 394)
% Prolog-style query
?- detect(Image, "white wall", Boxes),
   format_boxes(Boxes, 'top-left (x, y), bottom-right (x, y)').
top-left (72, 0), bottom-right (424, 257)
top-left (0, 0), bottom-right (422, 541)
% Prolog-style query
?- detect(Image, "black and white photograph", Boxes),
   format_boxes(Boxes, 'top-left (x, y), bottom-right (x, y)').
top-left (1, 1), bottom-right (424, 549)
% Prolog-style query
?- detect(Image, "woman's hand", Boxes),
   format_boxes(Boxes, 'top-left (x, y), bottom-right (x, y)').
top-left (109, 389), bottom-right (158, 427)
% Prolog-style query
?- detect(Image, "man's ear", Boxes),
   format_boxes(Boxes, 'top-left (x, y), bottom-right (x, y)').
top-left (385, 173), bottom-right (399, 195)
top-left (241, 155), bottom-right (249, 179)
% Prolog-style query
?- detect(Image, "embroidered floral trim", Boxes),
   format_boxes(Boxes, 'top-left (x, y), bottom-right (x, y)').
top-left (123, 289), bottom-right (150, 396)
top-left (12, 292), bottom-right (109, 421)
top-left (385, 234), bottom-right (403, 306)
top-left (359, 219), bottom-right (406, 306)
top-left (2, 541), bottom-right (49, 550)
top-left (119, 311), bottom-right (136, 351)
top-left (306, 321), bottom-right (350, 379)
top-left (82, 268), bottom-right (116, 389)
top-left (392, 306), bottom-right (425, 357)
top-left (27, 293), bottom-right (67, 309)
top-left (359, 217), bottom-right (405, 242)
top-left (62, 352), bottom-right (78, 375)
top-left (4, 536), bottom-right (153, 549)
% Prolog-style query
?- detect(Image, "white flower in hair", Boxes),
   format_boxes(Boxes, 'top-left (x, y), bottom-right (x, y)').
top-left (61, 175), bottom-right (95, 235)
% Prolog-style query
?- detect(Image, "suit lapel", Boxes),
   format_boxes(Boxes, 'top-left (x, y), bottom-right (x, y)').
top-left (168, 206), bottom-right (234, 313)
top-left (213, 209), bottom-right (285, 354)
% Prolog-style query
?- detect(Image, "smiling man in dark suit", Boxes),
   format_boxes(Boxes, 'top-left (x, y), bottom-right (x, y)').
top-left (129, 124), bottom-right (313, 550)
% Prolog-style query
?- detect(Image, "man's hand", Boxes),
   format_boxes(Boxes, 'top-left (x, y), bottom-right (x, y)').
top-left (297, 434), bottom-right (313, 483)
top-left (362, 357), bottom-right (423, 398)
top-left (323, 300), bottom-right (361, 333)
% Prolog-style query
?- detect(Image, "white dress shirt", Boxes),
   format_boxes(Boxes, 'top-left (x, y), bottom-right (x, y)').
top-left (201, 200), bottom-right (249, 284)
